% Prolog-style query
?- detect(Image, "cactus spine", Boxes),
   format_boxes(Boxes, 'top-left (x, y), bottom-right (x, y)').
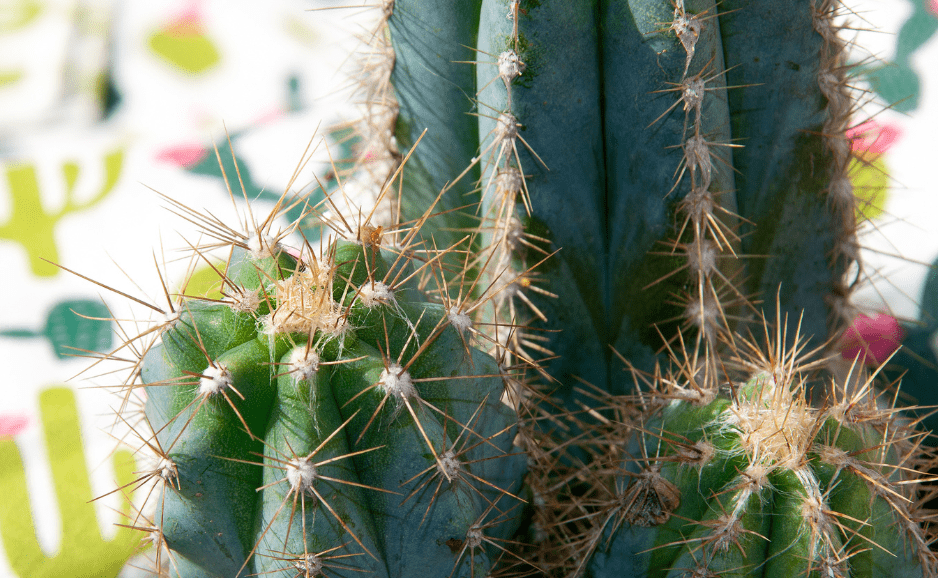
top-left (79, 0), bottom-right (938, 577)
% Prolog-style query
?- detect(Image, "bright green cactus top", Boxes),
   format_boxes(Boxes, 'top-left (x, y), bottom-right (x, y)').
top-left (582, 329), bottom-right (936, 577)
top-left (139, 231), bottom-right (526, 577)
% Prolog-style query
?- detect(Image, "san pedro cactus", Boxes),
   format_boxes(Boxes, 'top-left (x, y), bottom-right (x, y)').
top-left (79, 0), bottom-right (938, 577)
top-left (578, 317), bottom-right (937, 577)
top-left (132, 226), bottom-right (526, 577)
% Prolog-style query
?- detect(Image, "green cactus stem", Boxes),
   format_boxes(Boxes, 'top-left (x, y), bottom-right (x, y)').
top-left (579, 319), bottom-right (936, 577)
top-left (122, 210), bottom-right (526, 577)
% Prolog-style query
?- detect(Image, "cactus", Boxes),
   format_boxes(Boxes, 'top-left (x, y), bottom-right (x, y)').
top-left (0, 298), bottom-right (113, 359)
top-left (100, 196), bottom-right (527, 577)
top-left (79, 0), bottom-right (938, 576)
top-left (578, 313), bottom-right (936, 576)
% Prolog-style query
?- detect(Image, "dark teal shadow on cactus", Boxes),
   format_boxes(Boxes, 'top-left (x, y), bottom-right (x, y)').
top-left (0, 299), bottom-right (112, 359)
top-left (884, 253), bottom-right (938, 435)
top-left (187, 127), bottom-right (360, 243)
top-left (859, 0), bottom-right (937, 113)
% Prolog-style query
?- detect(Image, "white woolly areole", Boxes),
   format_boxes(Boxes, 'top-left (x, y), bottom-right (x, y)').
top-left (681, 187), bottom-right (714, 226)
top-left (503, 215), bottom-right (524, 249)
top-left (671, 2), bottom-right (701, 64)
top-left (726, 372), bottom-right (818, 470)
top-left (294, 553), bottom-right (323, 576)
top-left (673, 14), bottom-right (701, 46)
top-left (687, 239), bottom-right (716, 277)
top-left (359, 281), bottom-right (395, 308)
top-left (496, 167), bottom-right (523, 196)
top-left (682, 77), bottom-right (705, 113)
top-left (269, 267), bottom-right (346, 336)
top-left (495, 112), bottom-right (518, 142)
top-left (290, 348), bottom-right (321, 382)
top-left (199, 364), bottom-right (232, 396)
top-left (286, 457), bottom-right (318, 494)
top-left (684, 291), bottom-right (720, 338)
top-left (448, 306), bottom-right (473, 334)
top-left (378, 364), bottom-right (417, 401)
top-left (498, 50), bottom-right (525, 83)
top-left (157, 309), bottom-right (181, 331)
top-left (440, 450), bottom-right (462, 480)
top-left (684, 135), bottom-right (712, 190)
top-left (228, 289), bottom-right (262, 314)
top-left (466, 526), bottom-right (484, 549)
top-left (158, 457), bottom-right (178, 481)
top-left (247, 233), bottom-right (279, 257)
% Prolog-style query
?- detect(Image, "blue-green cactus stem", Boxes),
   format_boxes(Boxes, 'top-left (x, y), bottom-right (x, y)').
top-left (253, 348), bottom-right (388, 578)
top-left (388, 0), bottom-right (484, 275)
top-left (140, 236), bottom-right (525, 577)
top-left (389, 0), bottom-right (856, 410)
top-left (718, 0), bottom-right (854, 352)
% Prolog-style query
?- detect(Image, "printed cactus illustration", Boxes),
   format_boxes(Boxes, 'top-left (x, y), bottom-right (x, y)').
top-left (148, 0), bottom-right (220, 75)
top-left (76, 0), bottom-right (938, 576)
top-left (0, 298), bottom-right (113, 359)
top-left (861, 0), bottom-right (937, 113)
top-left (0, 387), bottom-right (140, 578)
top-left (1, 148), bottom-right (123, 277)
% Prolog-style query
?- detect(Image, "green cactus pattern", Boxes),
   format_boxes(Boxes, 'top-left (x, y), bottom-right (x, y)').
top-left (0, 148), bottom-right (123, 277)
top-left (0, 387), bottom-right (140, 578)
top-left (76, 0), bottom-right (938, 576)
top-left (862, 0), bottom-right (938, 113)
top-left (0, 298), bottom-right (113, 359)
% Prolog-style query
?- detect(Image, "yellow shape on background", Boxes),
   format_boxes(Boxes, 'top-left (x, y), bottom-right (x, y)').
top-left (0, 387), bottom-right (141, 578)
top-left (850, 153), bottom-right (890, 223)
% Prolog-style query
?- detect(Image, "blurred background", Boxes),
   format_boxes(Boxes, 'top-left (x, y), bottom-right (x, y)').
top-left (0, 0), bottom-right (935, 576)
top-left (0, 1), bottom-right (374, 575)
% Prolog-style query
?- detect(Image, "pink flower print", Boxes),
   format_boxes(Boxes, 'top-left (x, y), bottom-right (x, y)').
top-left (840, 313), bottom-right (905, 366)
top-left (156, 144), bottom-right (209, 168)
top-left (166, 0), bottom-right (207, 36)
top-left (0, 414), bottom-right (29, 438)
top-left (847, 120), bottom-right (902, 155)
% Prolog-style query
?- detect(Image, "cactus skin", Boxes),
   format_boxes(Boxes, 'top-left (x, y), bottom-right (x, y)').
top-left (1, 148), bottom-right (123, 277)
top-left (392, 0), bottom-right (855, 403)
top-left (582, 344), bottom-right (932, 578)
top-left (139, 236), bottom-right (526, 577)
top-left (377, 0), bottom-right (936, 575)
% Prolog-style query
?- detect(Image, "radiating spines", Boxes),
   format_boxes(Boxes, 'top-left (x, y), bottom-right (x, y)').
top-left (580, 317), bottom-right (938, 578)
